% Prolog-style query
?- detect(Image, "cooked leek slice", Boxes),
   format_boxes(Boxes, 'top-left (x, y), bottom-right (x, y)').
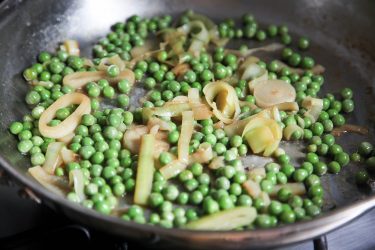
top-left (28, 166), bottom-right (69, 196)
top-left (283, 124), bottom-right (304, 140)
top-left (178, 111), bottom-right (194, 163)
top-left (185, 207), bottom-right (257, 230)
top-left (253, 80), bottom-right (296, 108)
top-left (134, 134), bottom-right (155, 205)
top-left (159, 160), bottom-right (187, 180)
top-left (302, 97), bottom-right (323, 122)
top-left (242, 117), bottom-right (282, 156)
top-left (203, 81), bottom-right (240, 124)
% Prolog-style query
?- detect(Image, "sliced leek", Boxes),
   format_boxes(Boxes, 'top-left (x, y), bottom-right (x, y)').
top-left (203, 81), bottom-right (240, 124)
top-left (185, 207), bottom-right (257, 230)
top-left (253, 80), bottom-right (296, 108)
top-left (134, 134), bottom-right (155, 205)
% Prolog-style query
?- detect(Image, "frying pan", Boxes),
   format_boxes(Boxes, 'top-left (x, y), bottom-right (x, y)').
top-left (1, 0), bottom-right (375, 249)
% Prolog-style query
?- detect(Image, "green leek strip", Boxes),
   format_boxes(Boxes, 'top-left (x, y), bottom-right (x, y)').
top-left (270, 183), bottom-right (306, 197)
top-left (134, 134), bottom-right (155, 205)
top-left (159, 160), bottom-right (187, 180)
top-left (178, 111), bottom-right (194, 163)
top-left (185, 207), bottom-right (257, 230)
top-left (28, 166), bottom-right (69, 196)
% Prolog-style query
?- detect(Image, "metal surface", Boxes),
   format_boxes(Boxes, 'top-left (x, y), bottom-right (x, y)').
top-left (0, 0), bottom-right (374, 249)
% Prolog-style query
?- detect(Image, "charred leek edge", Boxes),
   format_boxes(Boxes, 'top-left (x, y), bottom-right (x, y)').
top-left (185, 206), bottom-right (257, 230)
top-left (302, 96), bottom-right (323, 123)
top-left (38, 93), bottom-right (91, 139)
top-left (43, 142), bottom-right (64, 175)
top-left (63, 69), bottom-right (135, 89)
top-left (134, 134), bottom-right (155, 205)
top-left (28, 166), bottom-right (69, 196)
top-left (69, 169), bottom-right (86, 202)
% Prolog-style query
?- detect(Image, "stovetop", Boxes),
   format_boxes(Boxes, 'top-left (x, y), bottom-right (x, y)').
top-left (1, 181), bottom-right (375, 250)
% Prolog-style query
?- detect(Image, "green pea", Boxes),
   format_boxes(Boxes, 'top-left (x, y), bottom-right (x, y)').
top-left (341, 87), bottom-right (353, 99)
top-left (358, 142), bottom-right (373, 157)
top-left (355, 170), bottom-right (369, 185)
top-left (280, 210), bottom-right (296, 224)
top-left (298, 37), bottom-right (310, 50)
top-left (203, 198), bottom-right (220, 214)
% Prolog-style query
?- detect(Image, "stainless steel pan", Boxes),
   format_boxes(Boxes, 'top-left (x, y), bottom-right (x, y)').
top-left (1, 0), bottom-right (375, 249)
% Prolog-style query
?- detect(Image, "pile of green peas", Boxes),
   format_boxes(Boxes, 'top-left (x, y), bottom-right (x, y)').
top-left (352, 142), bottom-right (375, 185)
top-left (9, 11), bottom-right (362, 230)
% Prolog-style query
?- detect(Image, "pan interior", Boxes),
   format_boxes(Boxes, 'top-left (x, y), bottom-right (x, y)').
top-left (0, 0), bottom-right (375, 243)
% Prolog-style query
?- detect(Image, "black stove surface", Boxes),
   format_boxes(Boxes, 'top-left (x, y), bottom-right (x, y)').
top-left (1, 183), bottom-right (375, 250)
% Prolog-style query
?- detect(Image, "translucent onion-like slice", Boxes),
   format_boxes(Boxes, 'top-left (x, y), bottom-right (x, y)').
top-left (60, 146), bottom-right (79, 164)
top-left (185, 207), bottom-right (257, 231)
top-left (248, 167), bottom-right (266, 183)
top-left (147, 117), bottom-right (174, 132)
top-left (142, 102), bottom-right (211, 121)
top-left (63, 69), bottom-right (135, 89)
top-left (28, 166), bottom-right (69, 196)
top-left (224, 108), bottom-right (272, 137)
top-left (62, 40), bottom-right (80, 56)
top-left (154, 139), bottom-right (170, 159)
top-left (254, 80), bottom-right (296, 108)
top-left (302, 97), bottom-right (323, 122)
top-left (208, 156), bottom-right (225, 169)
top-left (43, 142), bottom-right (64, 174)
top-left (240, 61), bottom-right (267, 87)
top-left (203, 81), bottom-right (240, 124)
top-left (226, 43), bottom-right (284, 57)
top-left (188, 88), bottom-right (200, 104)
top-left (274, 60), bottom-right (326, 75)
top-left (178, 111), bottom-right (194, 163)
top-left (283, 124), bottom-right (304, 140)
top-left (270, 183), bottom-right (306, 197)
top-left (159, 160), bottom-right (187, 180)
top-left (243, 179), bottom-right (262, 198)
top-left (122, 125), bottom-right (149, 154)
top-left (134, 134), bottom-right (155, 205)
top-left (188, 142), bottom-right (213, 164)
top-left (142, 103), bottom-right (191, 121)
top-left (260, 192), bottom-right (271, 207)
top-left (69, 169), bottom-right (86, 202)
top-left (39, 93), bottom-right (91, 139)
top-left (57, 132), bottom-right (75, 144)
top-left (97, 55), bottom-right (125, 71)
